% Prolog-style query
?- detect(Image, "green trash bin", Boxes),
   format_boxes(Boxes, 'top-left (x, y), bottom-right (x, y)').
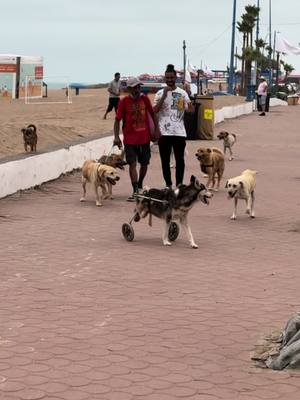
top-left (195, 95), bottom-right (214, 140)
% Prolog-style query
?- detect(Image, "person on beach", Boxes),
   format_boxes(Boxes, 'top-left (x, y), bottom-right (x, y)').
top-left (153, 64), bottom-right (194, 189)
top-left (256, 76), bottom-right (268, 116)
top-left (113, 77), bottom-right (159, 201)
top-left (103, 72), bottom-right (121, 120)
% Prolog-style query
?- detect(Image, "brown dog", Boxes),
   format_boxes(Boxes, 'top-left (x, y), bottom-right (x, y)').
top-left (98, 150), bottom-right (127, 170)
top-left (80, 160), bottom-right (120, 206)
top-left (195, 147), bottom-right (225, 190)
top-left (21, 124), bottom-right (38, 152)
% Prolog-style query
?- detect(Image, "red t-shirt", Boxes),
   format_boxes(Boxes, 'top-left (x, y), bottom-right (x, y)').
top-left (116, 94), bottom-right (154, 145)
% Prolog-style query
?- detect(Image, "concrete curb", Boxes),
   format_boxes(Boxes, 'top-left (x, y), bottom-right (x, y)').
top-left (0, 99), bottom-right (288, 199)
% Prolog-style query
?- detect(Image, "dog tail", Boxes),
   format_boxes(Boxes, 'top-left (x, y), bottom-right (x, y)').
top-left (27, 124), bottom-right (37, 132)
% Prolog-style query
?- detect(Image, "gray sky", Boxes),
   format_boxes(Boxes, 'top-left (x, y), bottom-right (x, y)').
top-left (1, 0), bottom-right (300, 83)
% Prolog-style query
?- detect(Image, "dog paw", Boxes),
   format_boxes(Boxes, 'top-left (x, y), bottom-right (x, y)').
top-left (80, 197), bottom-right (86, 202)
top-left (96, 202), bottom-right (103, 207)
top-left (230, 215), bottom-right (236, 220)
top-left (250, 214), bottom-right (255, 219)
top-left (163, 241), bottom-right (172, 246)
top-left (191, 243), bottom-right (198, 249)
top-left (229, 157), bottom-right (233, 161)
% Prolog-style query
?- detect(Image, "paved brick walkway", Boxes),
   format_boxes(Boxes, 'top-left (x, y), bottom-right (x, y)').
top-left (0, 105), bottom-right (300, 400)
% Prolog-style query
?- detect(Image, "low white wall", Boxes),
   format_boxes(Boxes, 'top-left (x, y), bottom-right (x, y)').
top-left (0, 135), bottom-right (116, 199)
top-left (0, 98), bottom-right (288, 199)
top-left (214, 101), bottom-right (253, 124)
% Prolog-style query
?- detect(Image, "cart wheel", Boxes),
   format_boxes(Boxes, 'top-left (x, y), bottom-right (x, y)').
top-left (168, 222), bottom-right (179, 242)
top-left (122, 223), bottom-right (134, 242)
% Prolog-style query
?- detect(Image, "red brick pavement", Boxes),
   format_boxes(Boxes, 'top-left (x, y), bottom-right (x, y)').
top-left (0, 105), bottom-right (300, 400)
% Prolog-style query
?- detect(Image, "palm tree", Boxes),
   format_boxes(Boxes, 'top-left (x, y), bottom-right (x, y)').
top-left (281, 62), bottom-right (294, 81)
top-left (236, 5), bottom-right (260, 95)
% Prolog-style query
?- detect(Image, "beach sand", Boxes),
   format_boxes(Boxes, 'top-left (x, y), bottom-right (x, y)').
top-left (0, 88), bottom-right (246, 159)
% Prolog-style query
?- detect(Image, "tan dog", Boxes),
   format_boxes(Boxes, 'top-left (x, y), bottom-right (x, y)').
top-left (225, 169), bottom-right (257, 220)
top-left (217, 131), bottom-right (237, 161)
top-left (21, 124), bottom-right (38, 152)
top-left (195, 147), bottom-right (225, 190)
top-left (80, 160), bottom-right (120, 206)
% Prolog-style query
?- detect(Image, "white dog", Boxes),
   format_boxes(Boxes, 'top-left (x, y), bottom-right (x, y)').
top-left (225, 169), bottom-right (257, 220)
top-left (217, 131), bottom-right (237, 161)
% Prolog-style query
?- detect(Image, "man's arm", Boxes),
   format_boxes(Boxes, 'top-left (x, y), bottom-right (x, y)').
top-left (186, 100), bottom-right (195, 113)
top-left (153, 87), bottom-right (172, 113)
top-left (113, 119), bottom-right (122, 148)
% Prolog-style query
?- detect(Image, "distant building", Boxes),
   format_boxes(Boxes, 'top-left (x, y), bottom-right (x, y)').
top-left (0, 54), bottom-right (43, 99)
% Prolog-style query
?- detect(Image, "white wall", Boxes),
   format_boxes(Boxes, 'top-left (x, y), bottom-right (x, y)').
top-left (0, 136), bottom-right (116, 198)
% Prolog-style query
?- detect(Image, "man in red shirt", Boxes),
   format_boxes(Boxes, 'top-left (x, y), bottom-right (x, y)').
top-left (114, 77), bottom-right (159, 201)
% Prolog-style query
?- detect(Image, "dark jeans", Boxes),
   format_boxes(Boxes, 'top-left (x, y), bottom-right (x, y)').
top-left (158, 136), bottom-right (186, 187)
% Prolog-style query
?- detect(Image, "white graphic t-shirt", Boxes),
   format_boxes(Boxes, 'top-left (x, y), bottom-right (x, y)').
top-left (154, 87), bottom-right (191, 137)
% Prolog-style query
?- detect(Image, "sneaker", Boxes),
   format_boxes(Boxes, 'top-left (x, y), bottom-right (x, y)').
top-left (126, 194), bottom-right (136, 202)
top-left (259, 112), bottom-right (266, 116)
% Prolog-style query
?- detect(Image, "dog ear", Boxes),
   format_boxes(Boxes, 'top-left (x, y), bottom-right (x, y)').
top-left (97, 165), bottom-right (106, 177)
top-left (239, 181), bottom-right (244, 189)
top-left (225, 181), bottom-right (228, 188)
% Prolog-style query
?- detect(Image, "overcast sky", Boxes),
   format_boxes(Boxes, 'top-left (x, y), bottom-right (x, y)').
top-left (1, 0), bottom-right (300, 83)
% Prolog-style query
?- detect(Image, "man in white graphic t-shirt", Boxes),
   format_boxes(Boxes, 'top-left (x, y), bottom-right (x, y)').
top-left (154, 64), bottom-right (194, 188)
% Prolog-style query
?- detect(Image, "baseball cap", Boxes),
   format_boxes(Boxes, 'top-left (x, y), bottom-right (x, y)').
top-left (259, 76), bottom-right (266, 80)
top-left (127, 77), bottom-right (143, 88)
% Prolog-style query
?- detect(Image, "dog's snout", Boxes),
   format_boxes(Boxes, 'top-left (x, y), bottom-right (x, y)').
top-left (116, 176), bottom-right (120, 181)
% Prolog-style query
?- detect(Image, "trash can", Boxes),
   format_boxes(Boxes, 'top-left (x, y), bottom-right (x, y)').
top-left (287, 95), bottom-right (299, 105)
top-left (194, 95), bottom-right (214, 140)
top-left (184, 97), bottom-right (198, 140)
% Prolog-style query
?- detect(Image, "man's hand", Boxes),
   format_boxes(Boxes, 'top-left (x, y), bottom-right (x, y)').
top-left (113, 137), bottom-right (122, 149)
top-left (162, 86), bottom-right (173, 97)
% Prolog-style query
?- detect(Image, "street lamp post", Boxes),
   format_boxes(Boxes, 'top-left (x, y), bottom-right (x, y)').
top-left (228, 0), bottom-right (237, 94)
top-left (268, 0), bottom-right (272, 84)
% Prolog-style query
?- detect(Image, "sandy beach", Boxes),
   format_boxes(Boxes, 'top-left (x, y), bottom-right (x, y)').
top-left (0, 88), bottom-right (246, 159)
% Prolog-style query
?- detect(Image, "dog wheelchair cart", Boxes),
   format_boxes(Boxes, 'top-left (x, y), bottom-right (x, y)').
top-left (122, 193), bottom-right (179, 242)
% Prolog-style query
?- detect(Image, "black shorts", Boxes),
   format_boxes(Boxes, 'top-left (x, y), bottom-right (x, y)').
top-left (124, 144), bottom-right (151, 165)
top-left (106, 97), bottom-right (120, 112)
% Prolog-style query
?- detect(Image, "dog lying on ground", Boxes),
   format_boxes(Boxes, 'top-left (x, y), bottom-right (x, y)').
top-left (80, 160), bottom-right (120, 206)
top-left (225, 169), bottom-right (257, 220)
top-left (134, 175), bottom-right (212, 248)
top-left (21, 124), bottom-right (38, 152)
top-left (98, 150), bottom-right (127, 170)
top-left (195, 147), bottom-right (225, 191)
top-left (217, 131), bottom-right (237, 161)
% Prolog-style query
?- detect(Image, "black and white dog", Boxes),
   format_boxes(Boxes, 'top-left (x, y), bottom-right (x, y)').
top-left (134, 175), bottom-right (212, 248)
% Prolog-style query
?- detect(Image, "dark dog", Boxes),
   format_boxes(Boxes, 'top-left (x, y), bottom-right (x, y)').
top-left (21, 124), bottom-right (38, 152)
top-left (134, 175), bottom-right (212, 248)
top-left (98, 150), bottom-right (127, 170)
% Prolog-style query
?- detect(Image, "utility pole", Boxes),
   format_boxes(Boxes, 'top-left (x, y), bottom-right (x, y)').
top-left (254, 0), bottom-right (260, 90)
top-left (268, 0), bottom-right (272, 84)
top-left (228, 0), bottom-right (237, 94)
top-left (183, 40), bottom-right (186, 83)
